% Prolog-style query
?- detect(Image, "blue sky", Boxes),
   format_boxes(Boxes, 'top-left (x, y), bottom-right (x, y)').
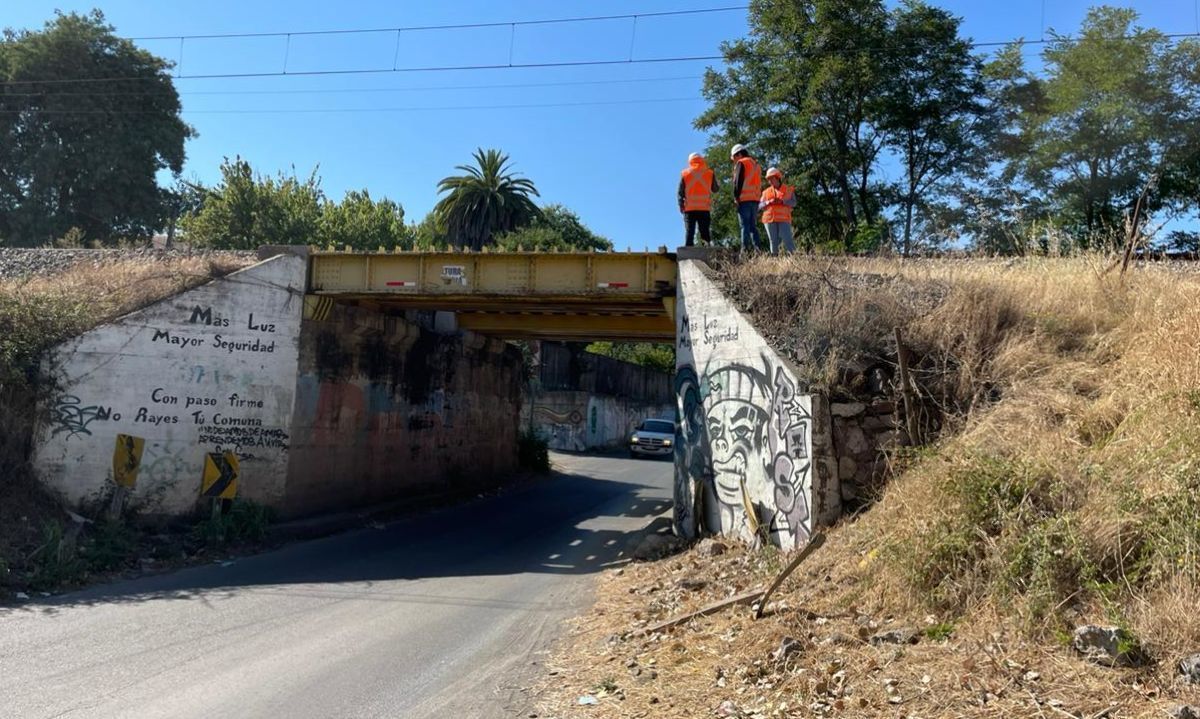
top-left (5, 1), bottom-right (1198, 249)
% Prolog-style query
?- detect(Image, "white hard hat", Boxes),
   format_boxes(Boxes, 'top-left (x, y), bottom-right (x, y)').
top-left (688, 152), bottom-right (701, 161)
top-left (730, 143), bottom-right (746, 157)
top-left (766, 167), bottom-right (782, 179)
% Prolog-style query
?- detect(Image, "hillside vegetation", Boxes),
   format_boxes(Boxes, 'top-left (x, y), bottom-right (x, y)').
top-left (0, 252), bottom-right (253, 594)
top-left (538, 255), bottom-right (1200, 718)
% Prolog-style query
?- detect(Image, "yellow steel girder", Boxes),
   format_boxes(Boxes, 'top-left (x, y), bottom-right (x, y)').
top-left (307, 250), bottom-right (678, 341)
top-left (309, 250), bottom-right (676, 297)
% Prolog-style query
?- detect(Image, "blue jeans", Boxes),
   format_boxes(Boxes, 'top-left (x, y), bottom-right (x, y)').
top-left (764, 222), bottom-right (795, 254)
top-left (737, 201), bottom-right (762, 251)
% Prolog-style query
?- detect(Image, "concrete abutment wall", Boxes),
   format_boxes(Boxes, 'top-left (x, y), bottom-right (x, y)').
top-left (524, 342), bottom-right (674, 452)
top-left (34, 255), bottom-right (306, 516)
top-left (286, 303), bottom-right (523, 517)
top-left (31, 253), bottom-right (524, 520)
top-left (673, 258), bottom-right (841, 550)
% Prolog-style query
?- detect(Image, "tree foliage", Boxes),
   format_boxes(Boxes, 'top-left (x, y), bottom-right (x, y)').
top-left (181, 158), bottom-right (411, 250)
top-left (696, 1), bottom-right (1200, 255)
top-left (585, 342), bottom-right (675, 374)
top-left (319, 189), bottom-right (409, 251)
top-left (878, 0), bottom-right (987, 255)
top-left (434, 148), bottom-right (541, 250)
top-left (0, 11), bottom-right (192, 246)
top-left (994, 8), bottom-right (1200, 248)
top-left (409, 212), bottom-right (451, 250)
top-left (496, 204), bottom-right (613, 252)
top-left (697, 0), bottom-right (895, 251)
top-left (181, 158), bottom-right (323, 249)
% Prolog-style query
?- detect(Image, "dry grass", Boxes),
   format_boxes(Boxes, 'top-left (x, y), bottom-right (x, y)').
top-left (536, 256), bottom-right (1200, 718)
top-left (0, 254), bottom-right (253, 324)
top-left (0, 255), bottom-right (255, 594)
top-left (0, 254), bottom-right (252, 388)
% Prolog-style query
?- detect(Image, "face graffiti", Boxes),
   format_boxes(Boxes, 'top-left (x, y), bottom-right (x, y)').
top-left (674, 356), bottom-right (814, 549)
top-left (707, 402), bottom-right (766, 501)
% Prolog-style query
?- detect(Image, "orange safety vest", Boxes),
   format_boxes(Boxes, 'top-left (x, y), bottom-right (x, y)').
top-left (760, 184), bottom-right (794, 223)
top-left (681, 165), bottom-right (714, 212)
top-left (735, 157), bottom-right (762, 202)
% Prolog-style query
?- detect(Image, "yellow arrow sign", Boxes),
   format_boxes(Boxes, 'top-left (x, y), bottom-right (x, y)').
top-left (201, 451), bottom-right (239, 500)
top-left (111, 434), bottom-right (145, 489)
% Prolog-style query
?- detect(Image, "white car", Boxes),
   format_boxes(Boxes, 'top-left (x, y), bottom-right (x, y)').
top-left (629, 419), bottom-right (676, 458)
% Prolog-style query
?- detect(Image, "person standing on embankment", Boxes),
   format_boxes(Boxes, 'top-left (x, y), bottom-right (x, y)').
top-left (678, 152), bottom-right (719, 247)
top-left (759, 166), bottom-right (796, 255)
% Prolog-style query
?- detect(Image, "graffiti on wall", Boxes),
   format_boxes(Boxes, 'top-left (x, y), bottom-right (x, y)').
top-left (532, 407), bottom-right (586, 452)
top-left (674, 354), bottom-right (812, 548)
top-left (33, 256), bottom-right (305, 516)
top-left (49, 395), bottom-right (121, 439)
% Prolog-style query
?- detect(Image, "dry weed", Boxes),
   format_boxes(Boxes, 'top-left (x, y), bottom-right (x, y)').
top-left (537, 256), bottom-right (1200, 718)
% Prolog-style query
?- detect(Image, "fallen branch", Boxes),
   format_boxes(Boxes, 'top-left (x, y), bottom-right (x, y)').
top-left (640, 590), bottom-right (765, 635)
top-left (754, 532), bottom-right (826, 619)
top-left (638, 532), bottom-right (827, 633)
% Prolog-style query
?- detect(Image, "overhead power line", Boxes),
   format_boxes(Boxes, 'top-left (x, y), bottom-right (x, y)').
top-left (0, 4), bottom-right (747, 86)
top-left (0, 55), bottom-right (727, 86)
top-left (124, 5), bottom-right (750, 41)
top-left (3, 4), bottom-right (1198, 90)
top-left (0, 74), bottom-right (704, 98)
top-left (0, 96), bottom-right (705, 116)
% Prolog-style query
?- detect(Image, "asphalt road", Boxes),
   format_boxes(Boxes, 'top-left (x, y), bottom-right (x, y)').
top-left (0, 453), bottom-right (673, 719)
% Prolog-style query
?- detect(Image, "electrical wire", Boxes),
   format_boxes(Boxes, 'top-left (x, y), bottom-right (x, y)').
top-left (3, 1), bottom-right (1198, 92)
top-left (125, 5), bottom-right (750, 41)
top-left (0, 74), bottom-right (704, 98)
top-left (0, 55), bottom-right (727, 85)
top-left (6, 30), bottom-right (1199, 88)
top-left (0, 96), bottom-right (704, 115)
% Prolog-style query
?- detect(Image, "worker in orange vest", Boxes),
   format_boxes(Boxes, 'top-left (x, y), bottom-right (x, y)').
top-left (730, 143), bottom-right (763, 252)
top-left (678, 152), bottom-right (719, 247)
top-left (759, 167), bottom-right (796, 254)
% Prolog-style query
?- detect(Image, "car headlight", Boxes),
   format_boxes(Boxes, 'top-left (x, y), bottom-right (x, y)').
top-left (631, 436), bottom-right (640, 443)
top-left (663, 439), bottom-right (673, 447)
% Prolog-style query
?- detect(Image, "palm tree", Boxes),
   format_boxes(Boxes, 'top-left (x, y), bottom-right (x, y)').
top-left (434, 148), bottom-right (541, 250)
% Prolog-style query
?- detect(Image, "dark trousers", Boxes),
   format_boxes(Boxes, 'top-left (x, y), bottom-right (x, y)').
top-left (683, 211), bottom-right (712, 246)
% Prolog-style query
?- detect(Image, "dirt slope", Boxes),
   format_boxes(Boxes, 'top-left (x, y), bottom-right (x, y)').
top-left (535, 255), bottom-right (1200, 718)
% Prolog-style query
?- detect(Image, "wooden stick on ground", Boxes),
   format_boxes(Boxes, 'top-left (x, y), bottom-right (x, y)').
top-left (894, 327), bottom-right (921, 445)
top-left (754, 532), bottom-right (826, 619)
top-left (639, 532), bottom-right (827, 634)
top-left (640, 590), bottom-right (765, 635)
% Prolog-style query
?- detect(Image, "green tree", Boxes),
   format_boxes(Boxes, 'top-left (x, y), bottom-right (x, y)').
top-left (180, 157), bottom-right (323, 249)
top-left (319, 190), bottom-right (411, 251)
top-left (878, 1), bottom-right (987, 255)
top-left (495, 204), bottom-right (613, 251)
top-left (697, 0), bottom-right (982, 253)
top-left (409, 211), bottom-right (451, 250)
top-left (1012, 8), bottom-right (1197, 246)
top-left (434, 148), bottom-right (541, 251)
top-left (0, 11), bottom-right (191, 245)
top-left (585, 342), bottom-right (675, 374)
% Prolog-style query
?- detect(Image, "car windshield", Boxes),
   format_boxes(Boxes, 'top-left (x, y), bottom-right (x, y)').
top-left (640, 420), bottom-right (675, 434)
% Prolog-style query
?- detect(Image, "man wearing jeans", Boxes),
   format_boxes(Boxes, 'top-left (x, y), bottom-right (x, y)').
top-left (730, 143), bottom-right (763, 252)
top-left (759, 167), bottom-right (797, 254)
top-left (678, 153), bottom-right (719, 247)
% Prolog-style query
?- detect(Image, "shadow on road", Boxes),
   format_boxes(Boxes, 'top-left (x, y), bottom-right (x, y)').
top-left (2, 455), bottom-right (675, 615)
